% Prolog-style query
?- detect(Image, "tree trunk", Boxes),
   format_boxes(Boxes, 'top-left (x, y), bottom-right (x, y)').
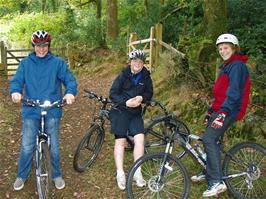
top-left (106, 0), bottom-right (118, 40)
top-left (96, 0), bottom-right (106, 46)
top-left (144, 0), bottom-right (148, 16)
top-left (42, 0), bottom-right (46, 13)
top-left (96, 0), bottom-right (101, 19)
top-left (203, 0), bottom-right (227, 41)
top-left (196, 0), bottom-right (228, 83)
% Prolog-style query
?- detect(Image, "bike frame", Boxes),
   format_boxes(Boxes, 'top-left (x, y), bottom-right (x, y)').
top-left (162, 129), bottom-right (250, 180)
top-left (35, 106), bottom-right (50, 199)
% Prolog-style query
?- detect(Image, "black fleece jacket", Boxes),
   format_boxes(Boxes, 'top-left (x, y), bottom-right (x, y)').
top-left (109, 65), bottom-right (153, 115)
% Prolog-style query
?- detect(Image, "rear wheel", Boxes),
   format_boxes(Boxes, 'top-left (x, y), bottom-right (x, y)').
top-left (73, 125), bottom-right (104, 172)
top-left (36, 142), bottom-right (52, 199)
top-left (223, 142), bottom-right (266, 199)
top-left (126, 152), bottom-right (190, 199)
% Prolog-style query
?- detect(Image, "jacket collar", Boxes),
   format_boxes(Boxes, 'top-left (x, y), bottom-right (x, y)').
top-left (223, 53), bottom-right (248, 67)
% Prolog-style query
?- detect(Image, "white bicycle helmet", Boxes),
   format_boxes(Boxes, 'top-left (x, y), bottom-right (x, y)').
top-left (31, 30), bottom-right (52, 46)
top-left (129, 49), bottom-right (146, 62)
top-left (216, 33), bottom-right (239, 46)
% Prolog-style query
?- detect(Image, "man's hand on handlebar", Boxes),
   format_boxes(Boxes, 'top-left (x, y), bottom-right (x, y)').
top-left (11, 92), bottom-right (22, 103)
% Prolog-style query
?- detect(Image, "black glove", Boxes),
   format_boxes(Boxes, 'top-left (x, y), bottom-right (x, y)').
top-left (204, 112), bottom-right (212, 125)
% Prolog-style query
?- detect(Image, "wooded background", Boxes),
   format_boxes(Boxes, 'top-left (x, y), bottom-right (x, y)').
top-left (0, 0), bottom-right (265, 139)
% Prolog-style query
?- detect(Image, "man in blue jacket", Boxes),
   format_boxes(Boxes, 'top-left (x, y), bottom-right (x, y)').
top-left (10, 30), bottom-right (77, 191)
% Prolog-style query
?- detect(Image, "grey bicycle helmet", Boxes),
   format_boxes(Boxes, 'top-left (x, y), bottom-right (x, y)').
top-left (129, 49), bottom-right (146, 62)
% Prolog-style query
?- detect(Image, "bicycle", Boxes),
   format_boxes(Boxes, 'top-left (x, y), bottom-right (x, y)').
top-left (22, 99), bottom-right (65, 199)
top-left (73, 89), bottom-right (190, 172)
top-left (126, 121), bottom-right (266, 199)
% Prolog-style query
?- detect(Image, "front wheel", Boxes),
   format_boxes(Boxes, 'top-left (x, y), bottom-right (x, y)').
top-left (145, 116), bottom-right (190, 158)
top-left (223, 141), bottom-right (266, 199)
top-left (36, 142), bottom-right (52, 199)
top-left (73, 125), bottom-right (104, 172)
top-left (126, 152), bottom-right (190, 199)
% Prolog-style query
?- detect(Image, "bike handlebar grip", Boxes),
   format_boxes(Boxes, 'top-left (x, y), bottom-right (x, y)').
top-left (22, 99), bottom-right (36, 106)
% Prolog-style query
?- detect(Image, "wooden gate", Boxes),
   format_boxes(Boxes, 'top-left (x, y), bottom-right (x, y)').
top-left (128, 23), bottom-right (185, 72)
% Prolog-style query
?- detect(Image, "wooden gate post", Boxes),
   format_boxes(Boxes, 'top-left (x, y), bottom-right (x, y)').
top-left (0, 41), bottom-right (7, 76)
top-left (149, 26), bottom-right (155, 71)
top-left (128, 32), bottom-right (137, 54)
top-left (155, 23), bottom-right (162, 68)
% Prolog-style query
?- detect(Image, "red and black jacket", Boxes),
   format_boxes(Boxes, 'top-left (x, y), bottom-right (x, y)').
top-left (210, 53), bottom-right (250, 120)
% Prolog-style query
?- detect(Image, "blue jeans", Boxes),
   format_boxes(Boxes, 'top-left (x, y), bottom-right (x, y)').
top-left (202, 112), bottom-right (234, 184)
top-left (17, 118), bottom-right (62, 180)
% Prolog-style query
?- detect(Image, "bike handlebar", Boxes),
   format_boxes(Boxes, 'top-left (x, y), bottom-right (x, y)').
top-left (84, 89), bottom-right (169, 115)
top-left (84, 89), bottom-right (112, 104)
top-left (22, 99), bottom-right (66, 109)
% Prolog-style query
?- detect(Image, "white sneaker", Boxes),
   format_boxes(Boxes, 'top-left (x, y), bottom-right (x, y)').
top-left (203, 181), bottom-right (227, 197)
top-left (13, 178), bottom-right (24, 191)
top-left (116, 172), bottom-right (126, 190)
top-left (133, 168), bottom-right (146, 187)
top-left (53, 177), bottom-right (65, 190)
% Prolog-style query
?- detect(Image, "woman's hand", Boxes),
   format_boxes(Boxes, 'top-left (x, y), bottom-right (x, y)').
top-left (126, 96), bottom-right (143, 108)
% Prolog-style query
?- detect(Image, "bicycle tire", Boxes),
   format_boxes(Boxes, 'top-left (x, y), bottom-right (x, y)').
top-left (145, 116), bottom-right (190, 158)
top-left (73, 124), bottom-right (104, 172)
top-left (126, 152), bottom-right (190, 199)
top-left (36, 142), bottom-right (53, 199)
top-left (223, 141), bottom-right (266, 199)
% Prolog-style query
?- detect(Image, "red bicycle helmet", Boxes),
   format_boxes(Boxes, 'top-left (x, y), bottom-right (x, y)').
top-left (31, 30), bottom-right (52, 46)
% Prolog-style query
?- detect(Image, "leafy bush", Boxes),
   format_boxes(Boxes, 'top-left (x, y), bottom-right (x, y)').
top-left (7, 12), bottom-right (65, 47)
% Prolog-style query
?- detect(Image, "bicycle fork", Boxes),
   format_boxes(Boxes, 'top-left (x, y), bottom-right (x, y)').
top-left (156, 141), bottom-right (174, 182)
top-left (36, 130), bottom-right (51, 174)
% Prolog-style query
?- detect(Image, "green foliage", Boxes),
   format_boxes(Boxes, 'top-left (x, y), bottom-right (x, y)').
top-left (161, 0), bottom-right (203, 47)
top-left (228, 0), bottom-right (266, 64)
top-left (7, 12), bottom-right (65, 47)
top-left (0, 0), bottom-right (29, 16)
top-left (119, 0), bottom-right (161, 39)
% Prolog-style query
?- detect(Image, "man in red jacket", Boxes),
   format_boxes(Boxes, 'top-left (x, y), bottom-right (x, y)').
top-left (191, 33), bottom-right (250, 197)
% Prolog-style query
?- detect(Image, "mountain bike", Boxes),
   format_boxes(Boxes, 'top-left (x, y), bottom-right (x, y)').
top-left (126, 122), bottom-right (266, 199)
top-left (23, 99), bottom-right (65, 199)
top-left (73, 89), bottom-right (190, 172)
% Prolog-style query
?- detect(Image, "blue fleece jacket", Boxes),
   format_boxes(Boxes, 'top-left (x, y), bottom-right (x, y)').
top-left (9, 51), bottom-right (77, 119)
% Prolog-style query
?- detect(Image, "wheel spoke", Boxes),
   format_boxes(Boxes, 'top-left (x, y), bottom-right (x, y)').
top-left (127, 153), bottom-right (189, 199)
top-left (223, 142), bottom-right (266, 199)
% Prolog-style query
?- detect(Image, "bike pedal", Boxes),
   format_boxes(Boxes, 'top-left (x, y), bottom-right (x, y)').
top-left (164, 162), bottom-right (173, 171)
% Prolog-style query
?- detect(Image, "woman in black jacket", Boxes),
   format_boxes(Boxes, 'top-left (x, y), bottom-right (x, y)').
top-left (109, 50), bottom-right (153, 190)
